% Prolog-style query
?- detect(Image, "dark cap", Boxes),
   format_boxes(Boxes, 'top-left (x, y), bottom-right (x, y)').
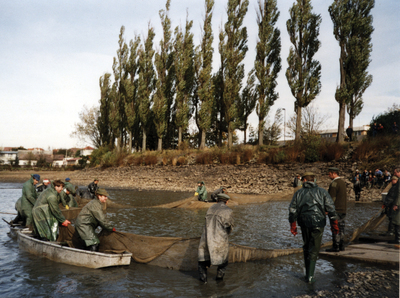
top-left (65, 184), bottom-right (75, 194)
top-left (65, 178), bottom-right (71, 181)
top-left (216, 193), bottom-right (230, 202)
top-left (328, 167), bottom-right (340, 172)
top-left (94, 178), bottom-right (99, 181)
top-left (32, 174), bottom-right (40, 181)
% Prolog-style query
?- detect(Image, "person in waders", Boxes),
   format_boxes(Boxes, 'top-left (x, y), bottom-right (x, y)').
top-left (382, 176), bottom-right (398, 236)
top-left (32, 180), bottom-right (71, 241)
top-left (198, 193), bottom-right (234, 283)
top-left (390, 167), bottom-right (400, 244)
top-left (210, 186), bottom-right (228, 202)
top-left (195, 181), bottom-right (208, 202)
top-left (74, 188), bottom-right (116, 251)
top-left (326, 167), bottom-right (347, 252)
top-left (289, 172), bottom-right (338, 283)
top-left (19, 174), bottom-right (40, 229)
top-left (87, 178), bottom-right (99, 199)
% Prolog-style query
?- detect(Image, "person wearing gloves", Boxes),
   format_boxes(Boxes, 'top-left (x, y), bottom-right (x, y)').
top-left (289, 172), bottom-right (338, 284)
top-left (75, 188), bottom-right (116, 252)
top-left (32, 179), bottom-right (71, 241)
top-left (20, 174), bottom-right (40, 229)
top-left (198, 193), bottom-right (234, 283)
top-left (326, 167), bottom-right (347, 252)
top-left (210, 186), bottom-right (228, 202)
top-left (60, 184), bottom-right (79, 208)
top-left (195, 181), bottom-right (208, 202)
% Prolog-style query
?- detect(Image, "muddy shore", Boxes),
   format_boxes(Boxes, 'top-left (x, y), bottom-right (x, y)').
top-left (0, 162), bottom-right (386, 201)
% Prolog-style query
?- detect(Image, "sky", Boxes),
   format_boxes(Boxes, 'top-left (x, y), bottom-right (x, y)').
top-left (1, 0), bottom-right (399, 150)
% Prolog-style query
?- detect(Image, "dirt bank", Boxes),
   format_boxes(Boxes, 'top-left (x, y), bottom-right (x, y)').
top-left (0, 161), bottom-right (387, 201)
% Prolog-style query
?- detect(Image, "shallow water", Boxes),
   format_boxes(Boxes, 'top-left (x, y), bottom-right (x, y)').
top-left (0, 183), bottom-right (393, 297)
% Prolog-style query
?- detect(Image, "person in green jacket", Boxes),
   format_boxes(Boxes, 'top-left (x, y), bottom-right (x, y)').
top-left (390, 167), bottom-right (400, 244)
top-left (289, 172), bottom-right (338, 283)
top-left (195, 181), bottom-right (208, 202)
top-left (20, 174), bottom-right (40, 228)
top-left (326, 167), bottom-right (347, 252)
top-left (74, 188), bottom-right (115, 251)
top-left (32, 180), bottom-right (71, 241)
top-left (60, 178), bottom-right (79, 208)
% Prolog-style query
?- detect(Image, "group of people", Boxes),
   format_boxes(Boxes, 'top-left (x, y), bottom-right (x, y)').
top-left (11, 166), bottom-right (400, 285)
top-left (12, 176), bottom-right (114, 252)
top-left (289, 166), bottom-right (400, 283)
top-left (353, 168), bottom-right (393, 199)
top-left (371, 122), bottom-right (398, 137)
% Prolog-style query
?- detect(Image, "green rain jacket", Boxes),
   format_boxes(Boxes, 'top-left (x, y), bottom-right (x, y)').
top-left (20, 176), bottom-right (39, 227)
top-left (196, 182), bottom-right (208, 202)
top-left (75, 198), bottom-right (113, 246)
top-left (391, 182), bottom-right (400, 225)
top-left (59, 184), bottom-right (79, 208)
top-left (32, 183), bottom-right (66, 241)
top-left (289, 182), bottom-right (337, 228)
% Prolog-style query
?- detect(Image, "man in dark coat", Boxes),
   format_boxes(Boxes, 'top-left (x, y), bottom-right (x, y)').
top-left (198, 193), bottom-right (234, 283)
top-left (36, 179), bottom-right (51, 193)
top-left (289, 172), bottom-right (338, 283)
top-left (32, 180), bottom-right (71, 241)
top-left (353, 176), bottom-right (362, 201)
top-left (346, 126), bottom-right (353, 142)
top-left (20, 174), bottom-right (40, 228)
top-left (87, 178), bottom-right (99, 199)
top-left (75, 188), bottom-right (115, 251)
top-left (210, 186), bottom-right (227, 202)
top-left (327, 167), bottom-right (347, 252)
top-left (390, 167), bottom-right (400, 244)
top-left (383, 176), bottom-right (398, 236)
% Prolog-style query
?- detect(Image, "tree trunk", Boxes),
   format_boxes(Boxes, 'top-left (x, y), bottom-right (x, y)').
top-left (258, 118), bottom-right (264, 146)
top-left (337, 101), bottom-right (345, 143)
top-left (178, 127), bottom-right (182, 148)
top-left (142, 129), bottom-right (147, 152)
top-left (243, 123), bottom-right (247, 144)
top-left (295, 107), bottom-right (302, 141)
top-left (129, 132), bottom-right (133, 153)
top-left (158, 138), bottom-right (163, 151)
top-left (228, 122), bottom-right (233, 149)
top-left (200, 130), bottom-right (206, 150)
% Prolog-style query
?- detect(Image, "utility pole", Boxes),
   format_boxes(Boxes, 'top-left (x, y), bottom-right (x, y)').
top-left (282, 108), bottom-right (286, 145)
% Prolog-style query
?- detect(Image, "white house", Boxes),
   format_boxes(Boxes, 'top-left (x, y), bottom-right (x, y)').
top-left (81, 146), bottom-right (95, 156)
top-left (0, 151), bottom-right (18, 165)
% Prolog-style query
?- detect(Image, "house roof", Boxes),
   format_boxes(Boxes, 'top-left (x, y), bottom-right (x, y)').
top-left (83, 146), bottom-right (95, 150)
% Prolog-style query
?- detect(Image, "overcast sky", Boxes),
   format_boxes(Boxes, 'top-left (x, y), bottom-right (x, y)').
top-left (1, 0), bottom-right (399, 150)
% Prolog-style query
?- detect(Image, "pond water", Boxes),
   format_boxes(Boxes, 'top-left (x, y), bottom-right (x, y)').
top-left (0, 183), bottom-right (393, 297)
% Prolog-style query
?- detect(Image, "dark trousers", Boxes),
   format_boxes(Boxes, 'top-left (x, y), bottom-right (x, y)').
top-left (300, 226), bottom-right (324, 263)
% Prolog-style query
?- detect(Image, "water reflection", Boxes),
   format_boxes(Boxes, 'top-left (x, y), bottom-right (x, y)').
top-left (0, 183), bottom-right (391, 297)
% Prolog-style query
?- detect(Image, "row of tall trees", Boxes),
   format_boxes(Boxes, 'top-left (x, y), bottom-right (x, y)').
top-left (91, 0), bottom-right (374, 151)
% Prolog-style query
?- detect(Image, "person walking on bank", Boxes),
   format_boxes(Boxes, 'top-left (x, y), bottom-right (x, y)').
top-left (354, 176), bottom-right (362, 201)
top-left (32, 180), bottom-right (71, 241)
top-left (195, 181), bottom-right (208, 202)
top-left (327, 167), bottom-right (348, 252)
top-left (87, 178), bottom-right (99, 199)
top-left (75, 189), bottom-right (116, 251)
top-left (346, 126), bottom-right (353, 142)
top-left (20, 174), bottom-right (40, 229)
top-left (289, 172), bottom-right (338, 283)
top-left (383, 176), bottom-right (398, 236)
top-left (198, 193), bottom-right (234, 283)
top-left (390, 167), bottom-right (400, 244)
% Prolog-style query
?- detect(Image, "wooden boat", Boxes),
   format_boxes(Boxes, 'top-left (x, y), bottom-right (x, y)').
top-left (17, 228), bottom-right (132, 269)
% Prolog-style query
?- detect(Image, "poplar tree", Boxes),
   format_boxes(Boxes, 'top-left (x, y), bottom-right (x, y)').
top-left (237, 70), bottom-right (256, 144)
top-left (98, 73), bottom-right (113, 146)
top-left (197, 0), bottom-right (215, 149)
top-left (329, 0), bottom-right (374, 140)
top-left (153, 0), bottom-right (175, 151)
top-left (138, 25), bottom-right (156, 152)
top-left (110, 26), bottom-right (129, 150)
top-left (174, 15), bottom-right (195, 147)
top-left (219, 0), bottom-right (249, 148)
top-left (254, 0), bottom-right (282, 146)
top-left (286, 0), bottom-right (321, 142)
top-left (125, 35), bottom-right (141, 152)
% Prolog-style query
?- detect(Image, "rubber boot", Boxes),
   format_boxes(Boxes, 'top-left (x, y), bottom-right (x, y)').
top-left (339, 240), bottom-right (345, 251)
top-left (307, 261), bottom-right (317, 283)
top-left (198, 262), bottom-right (208, 284)
top-left (326, 235), bottom-right (340, 252)
top-left (216, 262), bottom-right (228, 280)
top-left (389, 225), bottom-right (400, 244)
top-left (304, 259), bottom-right (310, 281)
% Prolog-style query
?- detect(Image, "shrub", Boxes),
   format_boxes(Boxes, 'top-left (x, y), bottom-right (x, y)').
top-left (320, 142), bottom-right (345, 161)
top-left (196, 151), bottom-right (214, 164)
top-left (177, 156), bottom-right (186, 166)
top-left (302, 134), bottom-right (321, 163)
top-left (144, 154), bottom-right (158, 165)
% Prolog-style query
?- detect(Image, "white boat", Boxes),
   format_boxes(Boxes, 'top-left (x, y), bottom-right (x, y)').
top-left (17, 229), bottom-right (132, 269)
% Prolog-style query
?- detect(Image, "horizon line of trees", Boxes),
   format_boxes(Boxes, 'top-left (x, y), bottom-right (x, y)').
top-left (72, 0), bottom-right (375, 151)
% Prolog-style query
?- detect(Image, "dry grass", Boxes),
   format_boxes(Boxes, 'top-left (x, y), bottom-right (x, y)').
top-left (320, 142), bottom-right (345, 161)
